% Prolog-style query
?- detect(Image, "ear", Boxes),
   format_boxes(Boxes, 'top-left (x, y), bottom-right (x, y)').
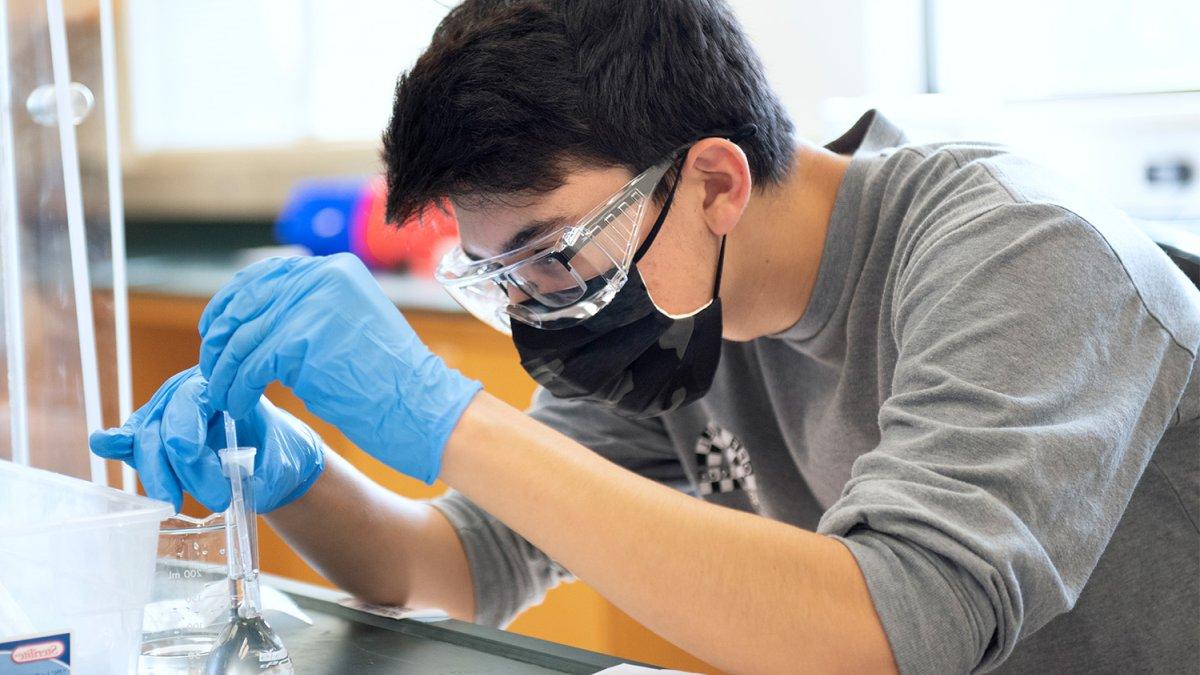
top-left (683, 138), bottom-right (753, 236)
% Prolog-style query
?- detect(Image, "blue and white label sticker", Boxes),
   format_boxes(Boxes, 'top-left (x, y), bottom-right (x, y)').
top-left (0, 632), bottom-right (70, 674)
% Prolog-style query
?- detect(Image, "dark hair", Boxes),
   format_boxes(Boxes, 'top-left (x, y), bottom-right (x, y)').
top-left (382, 0), bottom-right (794, 225)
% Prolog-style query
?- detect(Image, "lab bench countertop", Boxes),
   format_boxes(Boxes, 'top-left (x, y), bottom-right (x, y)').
top-left (267, 577), bottom-right (639, 673)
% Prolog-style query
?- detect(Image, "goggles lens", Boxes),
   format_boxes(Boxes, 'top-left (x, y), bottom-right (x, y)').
top-left (507, 253), bottom-right (587, 309)
top-left (436, 159), bottom-right (672, 333)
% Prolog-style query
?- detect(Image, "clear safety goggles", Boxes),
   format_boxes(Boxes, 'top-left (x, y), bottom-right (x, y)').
top-left (435, 157), bottom-right (675, 334)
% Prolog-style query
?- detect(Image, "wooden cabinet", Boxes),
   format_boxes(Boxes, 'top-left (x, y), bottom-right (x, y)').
top-left (128, 292), bottom-right (714, 672)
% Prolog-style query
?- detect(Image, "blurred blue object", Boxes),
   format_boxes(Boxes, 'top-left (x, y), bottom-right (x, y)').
top-left (275, 178), bottom-right (368, 255)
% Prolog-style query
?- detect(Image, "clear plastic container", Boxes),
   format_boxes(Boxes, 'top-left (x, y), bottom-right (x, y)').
top-left (0, 459), bottom-right (173, 674)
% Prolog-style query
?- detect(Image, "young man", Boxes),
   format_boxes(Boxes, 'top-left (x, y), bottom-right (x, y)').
top-left (92, 1), bottom-right (1200, 672)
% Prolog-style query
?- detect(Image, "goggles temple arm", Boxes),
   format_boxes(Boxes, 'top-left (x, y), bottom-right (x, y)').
top-left (632, 155), bottom-right (685, 264)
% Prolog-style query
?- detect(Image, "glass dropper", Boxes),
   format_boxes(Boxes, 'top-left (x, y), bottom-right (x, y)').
top-left (204, 413), bottom-right (292, 674)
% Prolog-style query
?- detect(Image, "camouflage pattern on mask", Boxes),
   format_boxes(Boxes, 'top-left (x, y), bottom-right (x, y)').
top-left (512, 266), bottom-right (723, 418)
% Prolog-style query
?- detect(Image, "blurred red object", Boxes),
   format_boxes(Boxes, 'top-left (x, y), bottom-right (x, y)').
top-left (351, 176), bottom-right (459, 275)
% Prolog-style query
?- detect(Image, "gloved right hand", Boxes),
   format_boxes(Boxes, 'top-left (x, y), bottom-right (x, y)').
top-left (89, 366), bottom-right (326, 514)
top-left (197, 254), bottom-right (481, 485)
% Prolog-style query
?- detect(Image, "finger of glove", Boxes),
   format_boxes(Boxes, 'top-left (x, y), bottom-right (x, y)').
top-left (136, 457), bottom-right (183, 513)
top-left (89, 428), bottom-right (134, 461)
top-left (226, 327), bottom-right (305, 420)
top-left (133, 413), bottom-right (184, 513)
top-left (206, 310), bottom-right (276, 415)
top-left (199, 257), bottom-right (318, 381)
top-left (122, 365), bottom-right (198, 435)
top-left (162, 376), bottom-right (231, 511)
top-left (199, 256), bottom-right (304, 337)
top-left (199, 275), bottom-right (294, 381)
top-left (117, 368), bottom-right (206, 512)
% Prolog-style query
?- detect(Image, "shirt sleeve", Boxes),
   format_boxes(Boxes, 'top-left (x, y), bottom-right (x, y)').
top-left (817, 203), bottom-right (1199, 673)
top-left (431, 387), bottom-right (683, 627)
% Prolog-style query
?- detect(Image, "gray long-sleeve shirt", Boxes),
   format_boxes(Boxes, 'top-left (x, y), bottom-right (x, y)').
top-left (433, 111), bottom-right (1200, 673)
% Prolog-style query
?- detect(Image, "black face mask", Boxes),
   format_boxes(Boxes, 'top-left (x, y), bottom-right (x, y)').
top-left (512, 158), bottom-right (728, 418)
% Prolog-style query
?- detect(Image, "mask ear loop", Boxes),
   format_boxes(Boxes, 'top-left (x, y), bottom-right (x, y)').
top-left (632, 122), bottom-right (754, 275)
top-left (700, 125), bottom-right (749, 300)
top-left (712, 234), bottom-right (727, 300)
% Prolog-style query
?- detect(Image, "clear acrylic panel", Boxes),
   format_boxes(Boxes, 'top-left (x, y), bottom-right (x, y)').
top-left (0, 0), bottom-right (130, 485)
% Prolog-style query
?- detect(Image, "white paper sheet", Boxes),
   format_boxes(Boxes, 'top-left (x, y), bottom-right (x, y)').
top-left (335, 597), bottom-right (449, 622)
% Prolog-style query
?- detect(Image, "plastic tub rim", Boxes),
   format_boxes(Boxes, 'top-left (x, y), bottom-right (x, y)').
top-left (0, 459), bottom-right (173, 537)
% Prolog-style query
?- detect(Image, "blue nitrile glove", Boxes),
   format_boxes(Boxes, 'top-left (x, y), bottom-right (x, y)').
top-left (89, 366), bottom-right (326, 513)
top-left (197, 253), bottom-right (482, 484)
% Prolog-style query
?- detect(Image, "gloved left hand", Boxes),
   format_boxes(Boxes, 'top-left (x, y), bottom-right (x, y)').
top-left (89, 366), bottom-right (326, 513)
top-left (198, 253), bottom-right (482, 484)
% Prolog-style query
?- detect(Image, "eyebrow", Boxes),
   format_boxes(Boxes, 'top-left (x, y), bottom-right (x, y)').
top-left (462, 216), bottom-right (571, 261)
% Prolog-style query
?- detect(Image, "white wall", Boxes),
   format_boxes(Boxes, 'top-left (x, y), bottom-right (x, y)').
top-left (729, 0), bottom-right (925, 140)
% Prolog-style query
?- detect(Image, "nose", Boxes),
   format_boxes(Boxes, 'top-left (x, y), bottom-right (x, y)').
top-left (499, 278), bottom-right (531, 304)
